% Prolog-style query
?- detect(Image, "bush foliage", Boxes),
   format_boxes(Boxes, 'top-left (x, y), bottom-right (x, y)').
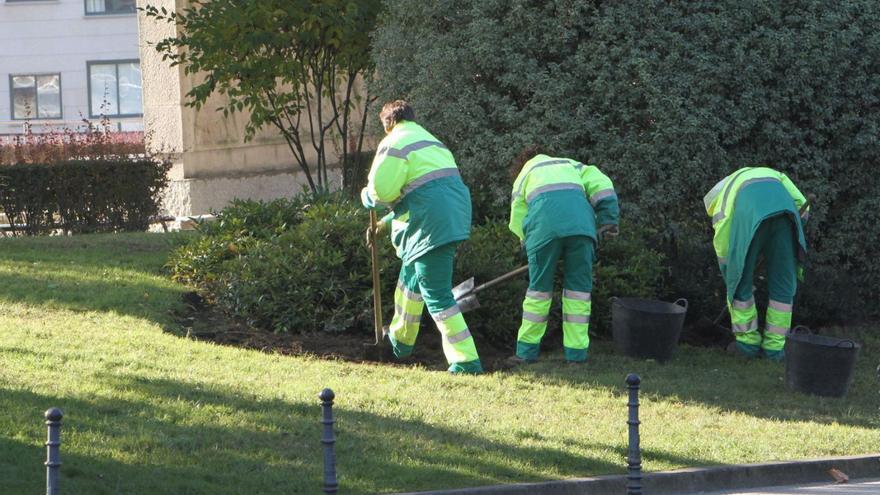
top-left (0, 125), bottom-right (169, 235)
top-left (371, 0), bottom-right (880, 322)
top-left (170, 196), bottom-right (666, 345)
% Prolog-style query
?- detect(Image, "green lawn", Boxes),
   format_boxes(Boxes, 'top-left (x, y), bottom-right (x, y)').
top-left (0, 233), bottom-right (878, 494)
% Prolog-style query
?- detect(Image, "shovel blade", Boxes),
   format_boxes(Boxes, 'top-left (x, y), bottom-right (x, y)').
top-left (452, 277), bottom-right (475, 301)
top-left (456, 294), bottom-right (481, 313)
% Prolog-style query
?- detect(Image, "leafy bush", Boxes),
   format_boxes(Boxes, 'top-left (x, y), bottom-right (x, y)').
top-left (169, 195), bottom-right (400, 333)
top-left (172, 196), bottom-right (667, 346)
top-left (371, 0), bottom-right (880, 322)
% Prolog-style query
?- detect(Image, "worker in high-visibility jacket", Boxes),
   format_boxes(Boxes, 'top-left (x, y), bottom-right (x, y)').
top-left (361, 100), bottom-right (482, 374)
top-left (704, 166), bottom-right (809, 361)
top-left (507, 148), bottom-right (620, 364)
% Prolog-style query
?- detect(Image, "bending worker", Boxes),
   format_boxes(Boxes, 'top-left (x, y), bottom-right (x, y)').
top-left (507, 147), bottom-right (619, 364)
top-left (361, 100), bottom-right (482, 374)
top-left (704, 166), bottom-right (809, 361)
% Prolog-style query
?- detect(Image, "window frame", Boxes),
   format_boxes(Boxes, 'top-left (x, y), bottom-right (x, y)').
top-left (9, 73), bottom-right (63, 121)
top-left (83, 0), bottom-right (136, 16)
top-left (86, 59), bottom-right (143, 118)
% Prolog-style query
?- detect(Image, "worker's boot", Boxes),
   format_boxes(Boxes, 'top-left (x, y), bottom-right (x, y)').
top-left (448, 359), bottom-right (483, 374)
top-left (761, 332), bottom-right (786, 362)
top-left (734, 330), bottom-right (762, 358)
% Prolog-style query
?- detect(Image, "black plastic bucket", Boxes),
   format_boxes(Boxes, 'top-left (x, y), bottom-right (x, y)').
top-left (785, 326), bottom-right (860, 398)
top-left (611, 297), bottom-right (688, 362)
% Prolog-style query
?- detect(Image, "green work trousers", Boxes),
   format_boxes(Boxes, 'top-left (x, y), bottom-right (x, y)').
top-left (729, 215), bottom-right (798, 360)
top-left (516, 236), bottom-right (594, 362)
top-left (387, 242), bottom-right (482, 374)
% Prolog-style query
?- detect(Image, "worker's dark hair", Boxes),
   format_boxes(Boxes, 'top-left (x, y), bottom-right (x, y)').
top-left (510, 145), bottom-right (544, 180)
top-left (379, 100), bottom-right (415, 133)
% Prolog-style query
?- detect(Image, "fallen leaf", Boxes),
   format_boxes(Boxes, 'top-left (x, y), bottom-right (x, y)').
top-left (829, 468), bottom-right (849, 483)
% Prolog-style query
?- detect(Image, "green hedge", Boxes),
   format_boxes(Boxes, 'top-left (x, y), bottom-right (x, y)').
top-left (0, 160), bottom-right (171, 235)
top-left (371, 0), bottom-right (880, 322)
top-left (169, 196), bottom-right (666, 345)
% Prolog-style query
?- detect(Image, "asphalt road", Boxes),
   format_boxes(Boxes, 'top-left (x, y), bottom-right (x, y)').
top-left (697, 478), bottom-right (880, 494)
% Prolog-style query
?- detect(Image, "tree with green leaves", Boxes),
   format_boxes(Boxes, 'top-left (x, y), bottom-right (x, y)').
top-left (143, 0), bottom-right (381, 194)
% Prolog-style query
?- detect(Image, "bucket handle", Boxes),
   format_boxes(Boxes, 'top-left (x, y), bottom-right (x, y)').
top-left (673, 298), bottom-right (688, 311)
top-left (836, 340), bottom-right (857, 349)
top-left (788, 325), bottom-right (812, 335)
top-left (609, 296), bottom-right (619, 304)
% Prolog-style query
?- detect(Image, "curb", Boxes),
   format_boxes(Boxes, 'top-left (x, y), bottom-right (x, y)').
top-left (392, 454), bottom-right (880, 495)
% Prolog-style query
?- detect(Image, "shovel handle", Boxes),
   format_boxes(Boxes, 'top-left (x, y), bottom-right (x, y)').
top-left (369, 211), bottom-right (383, 345)
top-left (470, 265), bottom-right (529, 295)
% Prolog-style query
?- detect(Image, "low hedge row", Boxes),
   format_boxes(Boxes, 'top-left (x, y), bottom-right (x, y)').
top-left (169, 195), bottom-right (667, 346)
top-left (0, 159), bottom-right (171, 235)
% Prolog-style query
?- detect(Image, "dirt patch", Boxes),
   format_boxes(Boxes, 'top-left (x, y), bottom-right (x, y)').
top-left (173, 292), bottom-right (514, 372)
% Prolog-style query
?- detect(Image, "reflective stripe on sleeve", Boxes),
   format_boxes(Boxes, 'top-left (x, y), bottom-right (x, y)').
top-left (589, 189), bottom-right (616, 206)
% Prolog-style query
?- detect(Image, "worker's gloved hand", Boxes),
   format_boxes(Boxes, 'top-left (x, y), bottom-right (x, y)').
top-left (598, 224), bottom-right (619, 241)
top-left (364, 220), bottom-right (387, 249)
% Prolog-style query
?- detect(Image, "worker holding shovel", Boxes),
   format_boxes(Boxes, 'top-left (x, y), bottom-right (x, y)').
top-left (704, 166), bottom-right (810, 361)
top-left (361, 100), bottom-right (483, 374)
top-left (506, 147), bottom-right (620, 365)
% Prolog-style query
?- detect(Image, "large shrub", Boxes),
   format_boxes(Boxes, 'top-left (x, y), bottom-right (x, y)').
top-left (372, 0), bottom-right (880, 322)
top-left (171, 196), bottom-right (666, 345)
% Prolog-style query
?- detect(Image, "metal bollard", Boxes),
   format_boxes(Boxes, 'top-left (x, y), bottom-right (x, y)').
top-left (44, 407), bottom-right (63, 495)
top-left (319, 388), bottom-right (338, 494)
top-left (626, 374), bottom-right (642, 495)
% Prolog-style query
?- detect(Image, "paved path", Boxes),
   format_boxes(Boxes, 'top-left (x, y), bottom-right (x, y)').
top-left (697, 477), bottom-right (880, 494)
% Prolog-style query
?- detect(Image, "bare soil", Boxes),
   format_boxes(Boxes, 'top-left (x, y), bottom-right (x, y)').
top-left (173, 292), bottom-right (514, 372)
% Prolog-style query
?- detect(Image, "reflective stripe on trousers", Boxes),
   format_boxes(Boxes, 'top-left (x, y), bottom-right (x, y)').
top-left (517, 294), bottom-right (552, 345)
top-left (765, 298), bottom-right (792, 335)
top-left (431, 304), bottom-right (478, 363)
top-left (389, 281), bottom-right (425, 346)
top-left (562, 290), bottom-right (591, 351)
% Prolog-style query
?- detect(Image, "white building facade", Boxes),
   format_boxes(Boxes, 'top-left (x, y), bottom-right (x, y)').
top-left (0, 0), bottom-right (143, 135)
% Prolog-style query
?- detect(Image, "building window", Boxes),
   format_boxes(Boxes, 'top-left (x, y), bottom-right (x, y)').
top-left (84, 0), bottom-right (135, 16)
top-left (10, 74), bottom-right (61, 120)
top-left (87, 60), bottom-right (142, 117)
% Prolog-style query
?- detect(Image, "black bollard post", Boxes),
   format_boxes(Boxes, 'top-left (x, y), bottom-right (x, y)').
top-left (319, 388), bottom-right (338, 494)
top-left (44, 408), bottom-right (63, 495)
top-left (626, 374), bottom-right (642, 495)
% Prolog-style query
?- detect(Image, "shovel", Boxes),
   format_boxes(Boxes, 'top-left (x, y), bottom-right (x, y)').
top-left (452, 265), bottom-right (529, 313)
top-left (363, 210), bottom-right (390, 361)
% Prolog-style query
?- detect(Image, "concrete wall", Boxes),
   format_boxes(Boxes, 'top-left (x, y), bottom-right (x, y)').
top-left (137, 0), bottom-right (377, 217)
top-left (0, 0), bottom-right (142, 134)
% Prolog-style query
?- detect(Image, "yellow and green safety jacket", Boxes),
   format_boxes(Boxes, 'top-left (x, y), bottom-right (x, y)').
top-left (704, 166), bottom-right (809, 300)
top-left (361, 121), bottom-right (471, 263)
top-left (509, 154), bottom-right (619, 254)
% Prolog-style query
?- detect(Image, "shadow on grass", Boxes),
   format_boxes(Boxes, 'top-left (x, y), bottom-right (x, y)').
top-left (2, 371), bottom-right (706, 495)
top-left (0, 268), bottom-right (185, 324)
top-left (511, 339), bottom-right (880, 430)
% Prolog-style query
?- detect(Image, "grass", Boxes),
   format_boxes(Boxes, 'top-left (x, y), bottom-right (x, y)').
top-left (0, 233), bottom-right (878, 494)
